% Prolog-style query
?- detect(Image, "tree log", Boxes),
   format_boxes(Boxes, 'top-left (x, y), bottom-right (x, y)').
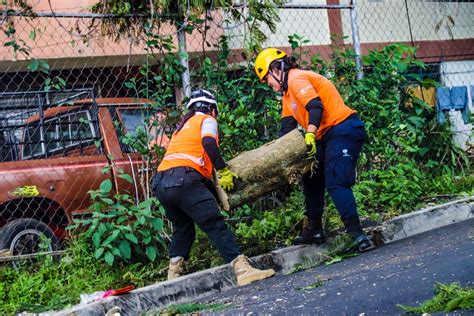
top-left (214, 129), bottom-right (313, 210)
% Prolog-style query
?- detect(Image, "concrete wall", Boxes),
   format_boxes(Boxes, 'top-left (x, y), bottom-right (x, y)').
top-left (341, 0), bottom-right (474, 44)
top-left (225, 0), bottom-right (331, 49)
top-left (0, 0), bottom-right (223, 70)
top-left (1, 1), bottom-right (473, 69)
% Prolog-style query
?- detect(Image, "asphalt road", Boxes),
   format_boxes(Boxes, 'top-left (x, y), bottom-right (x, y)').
top-left (196, 219), bottom-right (474, 315)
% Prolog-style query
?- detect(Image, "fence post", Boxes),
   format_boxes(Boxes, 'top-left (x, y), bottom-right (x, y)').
top-left (350, 0), bottom-right (364, 80)
top-left (177, 23), bottom-right (191, 98)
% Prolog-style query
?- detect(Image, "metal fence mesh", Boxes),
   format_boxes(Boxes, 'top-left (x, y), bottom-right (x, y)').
top-left (0, 0), bottom-right (473, 259)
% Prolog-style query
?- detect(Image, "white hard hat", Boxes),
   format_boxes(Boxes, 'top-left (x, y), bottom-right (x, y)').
top-left (186, 89), bottom-right (217, 109)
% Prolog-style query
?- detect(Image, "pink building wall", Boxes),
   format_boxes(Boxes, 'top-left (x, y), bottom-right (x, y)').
top-left (1, 1), bottom-right (223, 71)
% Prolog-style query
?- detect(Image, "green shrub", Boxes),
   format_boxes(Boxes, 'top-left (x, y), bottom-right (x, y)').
top-left (69, 170), bottom-right (168, 266)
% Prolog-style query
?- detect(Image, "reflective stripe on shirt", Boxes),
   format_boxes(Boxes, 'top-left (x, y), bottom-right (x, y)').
top-left (162, 153), bottom-right (205, 166)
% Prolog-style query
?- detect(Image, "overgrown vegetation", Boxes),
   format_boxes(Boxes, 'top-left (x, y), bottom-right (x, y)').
top-left (90, 0), bottom-right (284, 51)
top-left (0, 234), bottom-right (167, 315)
top-left (68, 167), bottom-right (167, 266)
top-left (397, 282), bottom-right (474, 313)
top-left (329, 44), bottom-right (472, 217)
top-left (1, 6), bottom-right (472, 314)
top-left (9, 0), bottom-right (284, 51)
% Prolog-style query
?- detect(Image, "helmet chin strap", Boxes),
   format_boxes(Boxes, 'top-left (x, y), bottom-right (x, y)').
top-left (279, 60), bottom-right (288, 94)
top-left (268, 60), bottom-right (287, 94)
top-left (268, 71), bottom-right (281, 85)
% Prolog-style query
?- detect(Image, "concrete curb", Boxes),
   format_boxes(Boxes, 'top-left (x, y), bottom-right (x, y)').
top-left (376, 196), bottom-right (474, 243)
top-left (45, 196), bottom-right (474, 316)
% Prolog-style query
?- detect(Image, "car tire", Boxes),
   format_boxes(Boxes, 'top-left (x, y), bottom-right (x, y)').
top-left (0, 218), bottom-right (60, 256)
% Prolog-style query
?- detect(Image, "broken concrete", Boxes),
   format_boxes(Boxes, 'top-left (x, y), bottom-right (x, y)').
top-left (43, 196), bottom-right (474, 316)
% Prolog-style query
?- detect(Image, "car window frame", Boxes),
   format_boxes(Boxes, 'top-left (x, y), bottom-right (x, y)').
top-left (22, 109), bottom-right (97, 160)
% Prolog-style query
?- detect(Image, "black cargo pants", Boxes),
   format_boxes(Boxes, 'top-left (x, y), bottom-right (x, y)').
top-left (303, 114), bottom-right (367, 229)
top-left (153, 166), bottom-right (240, 263)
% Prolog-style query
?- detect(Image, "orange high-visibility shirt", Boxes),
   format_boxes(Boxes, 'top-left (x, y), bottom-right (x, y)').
top-left (282, 69), bottom-right (356, 140)
top-left (158, 113), bottom-right (218, 179)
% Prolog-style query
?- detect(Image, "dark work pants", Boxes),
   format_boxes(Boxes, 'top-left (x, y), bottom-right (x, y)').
top-left (153, 167), bottom-right (240, 263)
top-left (303, 115), bottom-right (366, 229)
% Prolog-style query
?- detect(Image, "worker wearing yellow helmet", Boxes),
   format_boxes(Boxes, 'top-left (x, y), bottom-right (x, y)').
top-left (255, 48), bottom-right (371, 252)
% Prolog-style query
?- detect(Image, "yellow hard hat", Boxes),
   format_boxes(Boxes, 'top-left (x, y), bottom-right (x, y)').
top-left (254, 48), bottom-right (287, 81)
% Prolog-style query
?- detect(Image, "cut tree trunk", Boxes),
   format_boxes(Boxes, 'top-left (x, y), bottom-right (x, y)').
top-left (214, 129), bottom-right (314, 210)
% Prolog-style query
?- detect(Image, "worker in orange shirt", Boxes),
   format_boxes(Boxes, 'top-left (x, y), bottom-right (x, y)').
top-left (153, 89), bottom-right (275, 285)
top-left (255, 48), bottom-right (371, 252)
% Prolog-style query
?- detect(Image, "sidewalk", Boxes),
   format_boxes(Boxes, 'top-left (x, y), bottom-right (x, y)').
top-left (45, 196), bottom-right (474, 316)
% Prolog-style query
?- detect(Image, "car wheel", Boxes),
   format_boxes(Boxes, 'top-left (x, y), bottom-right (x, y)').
top-left (0, 218), bottom-right (60, 258)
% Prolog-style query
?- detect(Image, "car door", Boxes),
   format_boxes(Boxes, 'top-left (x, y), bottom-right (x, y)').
top-left (104, 104), bottom-right (170, 201)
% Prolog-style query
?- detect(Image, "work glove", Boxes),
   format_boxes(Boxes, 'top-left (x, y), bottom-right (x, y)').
top-left (305, 132), bottom-right (316, 159)
top-left (217, 167), bottom-right (238, 191)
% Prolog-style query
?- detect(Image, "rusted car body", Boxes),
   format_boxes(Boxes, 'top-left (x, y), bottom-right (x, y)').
top-left (0, 91), bottom-right (169, 257)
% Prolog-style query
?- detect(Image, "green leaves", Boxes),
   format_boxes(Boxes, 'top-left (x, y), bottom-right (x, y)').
top-left (103, 230), bottom-right (120, 246)
top-left (73, 175), bottom-right (167, 266)
top-left (125, 233), bottom-right (138, 244)
top-left (100, 179), bottom-right (113, 193)
top-left (235, 191), bottom-right (306, 249)
top-left (91, 0), bottom-right (282, 52)
top-left (104, 251), bottom-right (114, 265)
top-left (28, 59), bottom-right (50, 74)
top-left (119, 240), bottom-right (131, 260)
top-left (151, 218), bottom-right (164, 231)
top-left (117, 173), bottom-right (133, 183)
top-left (146, 245), bottom-right (156, 261)
top-left (94, 247), bottom-right (104, 259)
top-left (397, 282), bottom-right (474, 313)
top-left (43, 76), bottom-right (67, 92)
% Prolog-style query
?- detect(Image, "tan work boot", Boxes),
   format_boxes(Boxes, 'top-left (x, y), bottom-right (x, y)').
top-left (167, 257), bottom-right (184, 280)
top-left (231, 255), bottom-right (276, 286)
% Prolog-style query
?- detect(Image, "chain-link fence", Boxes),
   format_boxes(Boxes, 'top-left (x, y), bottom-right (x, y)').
top-left (1, 0), bottom-right (473, 260)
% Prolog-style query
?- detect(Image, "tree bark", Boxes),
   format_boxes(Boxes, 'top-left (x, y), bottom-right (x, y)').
top-left (214, 129), bottom-right (314, 210)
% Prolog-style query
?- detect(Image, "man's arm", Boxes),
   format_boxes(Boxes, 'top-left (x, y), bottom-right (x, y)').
top-left (202, 136), bottom-right (226, 170)
top-left (305, 97), bottom-right (323, 134)
top-left (278, 116), bottom-right (298, 138)
top-left (201, 117), bottom-right (226, 170)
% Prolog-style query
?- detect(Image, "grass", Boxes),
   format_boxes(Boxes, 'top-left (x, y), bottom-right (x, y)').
top-left (285, 234), bottom-right (358, 275)
top-left (1, 184), bottom-right (471, 315)
top-left (154, 302), bottom-right (232, 315)
top-left (0, 234), bottom-right (168, 316)
top-left (397, 282), bottom-right (474, 313)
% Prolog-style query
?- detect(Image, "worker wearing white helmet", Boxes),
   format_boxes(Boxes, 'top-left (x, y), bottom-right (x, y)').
top-left (154, 89), bottom-right (275, 285)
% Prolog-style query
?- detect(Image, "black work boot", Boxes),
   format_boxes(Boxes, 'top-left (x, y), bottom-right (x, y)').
top-left (343, 216), bottom-right (372, 252)
top-left (294, 218), bottom-right (326, 245)
top-left (353, 234), bottom-right (371, 252)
